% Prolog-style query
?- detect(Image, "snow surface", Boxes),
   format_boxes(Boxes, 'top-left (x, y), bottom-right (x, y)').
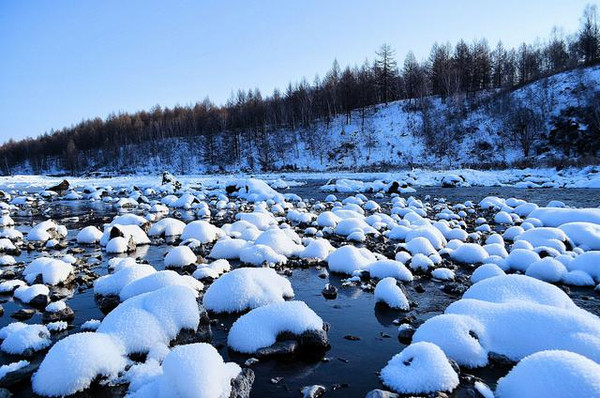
top-left (203, 267), bottom-right (293, 313)
top-left (380, 342), bottom-right (459, 394)
top-left (228, 300), bottom-right (323, 353)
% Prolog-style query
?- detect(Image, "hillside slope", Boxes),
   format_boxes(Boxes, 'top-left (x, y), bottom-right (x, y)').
top-left (11, 66), bottom-right (600, 175)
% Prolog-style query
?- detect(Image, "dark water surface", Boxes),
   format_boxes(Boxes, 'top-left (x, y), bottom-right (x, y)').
top-left (2, 184), bottom-right (600, 397)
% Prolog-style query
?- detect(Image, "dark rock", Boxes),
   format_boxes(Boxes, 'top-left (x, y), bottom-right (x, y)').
top-left (256, 340), bottom-right (298, 357)
top-left (442, 282), bottom-right (467, 296)
top-left (365, 389), bottom-right (399, 398)
top-left (11, 309), bottom-right (35, 320)
top-left (0, 361), bottom-right (39, 388)
top-left (397, 325), bottom-right (415, 344)
top-left (321, 284), bottom-right (338, 299)
top-left (299, 328), bottom-right (329, 352)
top-left (270, 376), bottom-right (284, 384)
top-left (344, 335), bottom-right (361, 341)
top-left (301, 385), bottom-right (326, 398)
top-left (173, 305), bottom-right (212, 344)
top-left (414, 283), bottom-right (425, 293)
top-left (29, 294), bottom-right (50, 308)
top-left (448, 358), bottom-right (461, 374)
top-left (96, 294), bottom-right (121, 314)
top-left (229, 368), bottom-right (254, 398)
top-left (42, 306), bottom-right (75, 323)
top-left (330, 383), bottom-right (349, 390)
top-left (0, 305), bottom-right (3, 316)
top-left (489, 352), bottom-right (516, 367)
top-left (48, 180), bottom-right (69, 194)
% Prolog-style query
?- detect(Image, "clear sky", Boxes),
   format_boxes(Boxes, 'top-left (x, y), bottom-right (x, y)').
top-left (0, 0), bottom-right (594, 143)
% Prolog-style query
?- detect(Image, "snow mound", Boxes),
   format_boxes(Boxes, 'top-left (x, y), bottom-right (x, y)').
top-left (14, 284), bottom-right (49, 303)
top-left (180, 220), bottom-right (224, 243)
top-left (76, 226), bottom-right (103, 244)
top-left (228, 301), bottom-right (323, 353)
top-left (129, 343), bottom-right (242, 398)
top-left (203, 267), bottom-right (293, 313)
top-left (374, 278), bottom-right (410, 310)
top-left (209, 237), bottom-right (250, 259)
top-left (471, 263), bottom-right (506, 283)
top-left (164, 245), bottom-right (197, 268)
top-left (528, 207), bottom-right (600, 227)
top-left (0, 322), bottom-right (51, 355)
top-left (97, 285), bottom-right (200, 354)
top-left (239, 244), bottom-right (288, 266)
top-left (327, 245), bottom-right (376, 275)
top-left (32, 333), bottom-right (127, 397)
top-left (148, 218), bottom-right (186, 237)
top-left (380, 342), bottom-right (459, 394)
top-left (369, 259), bottom-right (413, 281)
top-left (23, 257), bottom-right (74, 285)
top-left (496, 350), bottom-right (600, 398)
top-left (119, 270), bottom-right (204, 301)
top-left (94, 263), bottom-right (157, 296)
top-left (559, 222), bottom-right (600, 250)
top-left (449, 243), bottom-right (489, 264)
top-left (254, 228), bottom-right (303, 257)
top-left (299, 238), bottom-right (335, 260)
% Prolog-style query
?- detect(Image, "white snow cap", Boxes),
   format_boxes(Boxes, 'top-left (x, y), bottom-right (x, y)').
top-left (97, 285), bottom-right (200, 354)
top-left (380, 342), bottom-right (459, 394)
top-left (496, 350), bottom-right (600, 397)
top-left (128, 343), bottom-right (241, 398)
top-left (164, 245), bottom-right (197, 268)
top-left (374, 278), bottom-right (410, 310)
top-left (228, 300), bottom-right (323, 353)
top-left (327, 245), bottom-right (376, 275)
top-left (32, 332), bottom-right (127, 397)
top-left (203, 267), bottom-right (293, 313)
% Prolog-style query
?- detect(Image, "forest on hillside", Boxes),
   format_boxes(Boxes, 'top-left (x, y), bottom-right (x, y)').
top-left (2, 5), bottom-right (600, 174)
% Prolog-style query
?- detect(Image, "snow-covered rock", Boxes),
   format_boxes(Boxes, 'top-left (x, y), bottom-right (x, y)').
top-left (380, 342), bottom-right (459, 394)
top-left (203, 268), bottom-right (293, 313)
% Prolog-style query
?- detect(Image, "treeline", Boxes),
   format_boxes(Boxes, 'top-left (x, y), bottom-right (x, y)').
top-left (2, 5), bottom-right (600, 174)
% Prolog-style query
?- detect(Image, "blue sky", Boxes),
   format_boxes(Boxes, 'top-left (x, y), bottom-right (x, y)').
top-left (0, 0), bottom-right (594, 143)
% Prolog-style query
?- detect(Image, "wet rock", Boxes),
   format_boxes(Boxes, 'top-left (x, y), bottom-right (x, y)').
top-left (48, 180), bottom-right (70, 195)
top-left (42, 306), bottom-right (75, 323)
top-left (11, 309), bottom-right (35, 320)
top-left (397, 325), bottom-right (415, 344)
top-left (95, 294), bottom-right (121, 314)
top-left (321, 284), bottom-right (338, 299)
top-left (0, 361), bottom-right (39, 388)
top-left (442, 282), bottom-right (467, 296)
top-left (344, 335), bottom-right (361, 341)
top-left (299, 328), bottom-right (329, 352)
top-left (488, 352), bottom-right (516, 367)
top-left (270, 376), bottom-right (284, 384)
top-left (229, 368), bottom-right (254, 398)
top-left (301, 384), bottom-right (326, 398)
top-left (173, 306), bottom-right (212, 344)
top-left (365, 389), bottom-right (399, 398)
top-left (414, 283), bottom-right (425, 293)
top-left (0, 305), bottom-right (3, 316)
top-left (244, 358), bottom-right (259, 367)
top-left (256, 340), bottom-right (298, 357)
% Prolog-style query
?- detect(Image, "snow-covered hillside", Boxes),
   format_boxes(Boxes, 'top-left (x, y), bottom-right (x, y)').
top-left (11, 66), bottom-right (600, 175)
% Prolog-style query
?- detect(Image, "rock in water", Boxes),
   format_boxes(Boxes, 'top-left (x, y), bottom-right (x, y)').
top-left (48, 180), bottom-right (69, 195)
top-left (301, 385), bottom-right (326, 398)
top-left (230, 368), bottom-right (254, 398)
